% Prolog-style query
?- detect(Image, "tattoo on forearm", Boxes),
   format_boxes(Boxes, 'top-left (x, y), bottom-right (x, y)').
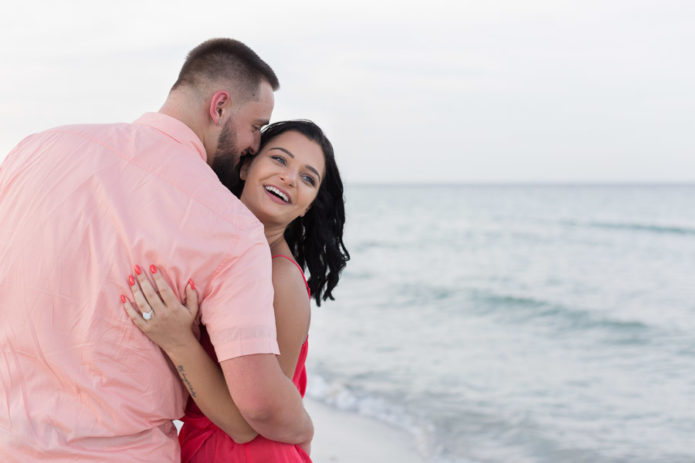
top-left (177, 365), bottom-right (197, 398)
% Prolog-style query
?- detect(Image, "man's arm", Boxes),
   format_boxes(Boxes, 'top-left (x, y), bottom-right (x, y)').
top-left (201, 232), bottom-right (313, 446)
top-left (124, 265), bottom-right (311, 445)
top-left (124, 269), bottom-right (260, 443)
top-left (220, 354), bottom-right (313, 445)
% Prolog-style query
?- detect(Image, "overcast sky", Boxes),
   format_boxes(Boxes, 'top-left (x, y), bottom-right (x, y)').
top-left (1, 0), bottom-right (693, 183)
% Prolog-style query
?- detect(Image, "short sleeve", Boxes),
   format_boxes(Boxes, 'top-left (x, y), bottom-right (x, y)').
top-left (200, 232), bottom-right (280, 362)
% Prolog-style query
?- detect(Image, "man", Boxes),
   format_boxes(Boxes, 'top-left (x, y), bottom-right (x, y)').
top-left (0, 38), bottom-right (313, 462)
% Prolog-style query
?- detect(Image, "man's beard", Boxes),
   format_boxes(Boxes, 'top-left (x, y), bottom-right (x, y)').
top-left (211, 120), bottom-right (244, 196)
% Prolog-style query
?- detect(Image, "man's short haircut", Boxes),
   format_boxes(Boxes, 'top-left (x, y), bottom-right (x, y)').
top-left (172, 38), bottom-right (279, 101)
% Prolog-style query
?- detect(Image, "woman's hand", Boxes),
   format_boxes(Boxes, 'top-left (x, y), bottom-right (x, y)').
top-left (122, 265), bottom-right (199, 353)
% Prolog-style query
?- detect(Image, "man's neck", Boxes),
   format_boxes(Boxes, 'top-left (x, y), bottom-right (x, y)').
top-left (159, 90), bottom-right (207, 153)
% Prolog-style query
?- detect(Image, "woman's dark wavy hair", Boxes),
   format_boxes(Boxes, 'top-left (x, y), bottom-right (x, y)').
top-left (215, 120), bottom-right (350, 306)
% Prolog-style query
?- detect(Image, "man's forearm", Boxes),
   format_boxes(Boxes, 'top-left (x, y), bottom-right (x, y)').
top-left (220, 354), bottom-right (314, 444)
top-left (245, 375), bottom-right (313, 444)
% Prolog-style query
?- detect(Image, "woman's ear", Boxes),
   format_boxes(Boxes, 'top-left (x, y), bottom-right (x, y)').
top-left (240, 162), bottom-right (249, 181)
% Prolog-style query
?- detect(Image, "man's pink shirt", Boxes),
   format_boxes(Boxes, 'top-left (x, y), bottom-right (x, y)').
top-left (0, 113), bottom-right (279, 462)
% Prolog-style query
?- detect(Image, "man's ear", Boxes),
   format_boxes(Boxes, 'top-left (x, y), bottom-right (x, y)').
top-left (209, 90), bottom-right (230, 126)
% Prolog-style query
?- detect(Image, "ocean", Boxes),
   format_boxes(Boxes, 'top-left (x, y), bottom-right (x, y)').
top-left (305, 184), bottom-right (695, 463)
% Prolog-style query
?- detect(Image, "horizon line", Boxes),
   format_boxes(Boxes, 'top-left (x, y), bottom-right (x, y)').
top-left (345, 181), bottom-right (695, 187)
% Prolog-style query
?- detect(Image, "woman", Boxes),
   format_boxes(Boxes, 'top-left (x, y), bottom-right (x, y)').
top-left (121, 120), bottom-right (349, 462)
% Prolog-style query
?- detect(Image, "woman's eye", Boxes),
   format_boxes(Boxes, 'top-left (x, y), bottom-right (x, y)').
top-left (271, 155), bottom-right (286, 165)
top-left (302, 175), bottom-right (316, 186)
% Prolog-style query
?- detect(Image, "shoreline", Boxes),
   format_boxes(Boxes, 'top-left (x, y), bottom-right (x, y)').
top-left (305, 397), bottom-right (425, 462)
top-left (174, 398), bottom-right (426, 462)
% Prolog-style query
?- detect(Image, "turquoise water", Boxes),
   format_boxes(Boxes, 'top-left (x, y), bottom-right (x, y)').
top-left (306, 185), bottom-right (695, 463)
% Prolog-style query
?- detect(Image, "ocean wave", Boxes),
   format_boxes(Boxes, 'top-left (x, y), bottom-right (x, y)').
top-left (352, 240), bottom-right (404, 252)
top-left (306, 372), bottom-right (601, 463)
top-left (469, 290), bottom-right (651, 334)
top-left (306, 374), bottom-right (443, 461)
top-left (563, 220), bottom-right (695, 236)
top-left (379, 284), bottom-right (461, 310)
top-left (343, 270), bottom-right (376, 281)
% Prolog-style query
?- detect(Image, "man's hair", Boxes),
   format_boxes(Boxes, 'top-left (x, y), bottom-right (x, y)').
top-left (172, 38), bottom-right (279, 100)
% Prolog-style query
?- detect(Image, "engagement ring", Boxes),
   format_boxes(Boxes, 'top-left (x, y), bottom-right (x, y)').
top-left (142, 311), bottom-right (153, 321)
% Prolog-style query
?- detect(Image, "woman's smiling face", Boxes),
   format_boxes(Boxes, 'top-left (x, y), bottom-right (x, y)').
top-left (240, 130), bottom-right (326, 229)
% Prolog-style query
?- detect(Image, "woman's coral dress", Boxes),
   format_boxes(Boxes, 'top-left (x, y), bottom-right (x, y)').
top-left (178, 255), bottom-right (312, 463)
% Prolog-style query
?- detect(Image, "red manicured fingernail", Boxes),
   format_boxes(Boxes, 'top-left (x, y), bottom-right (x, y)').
top-left (128, 275), bottom-right (135, 286)
top-left (188, 279), bottom-right (195, 290)
top-left (134, 265), bottom-right (142, 275)
top-left (150, 265), bottom-right (157, 274)
top-left (121, 295), bottom-right (127, 303)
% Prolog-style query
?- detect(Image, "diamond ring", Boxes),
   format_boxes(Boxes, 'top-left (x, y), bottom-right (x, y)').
top-left (142, 311), bottom-right (153, 321)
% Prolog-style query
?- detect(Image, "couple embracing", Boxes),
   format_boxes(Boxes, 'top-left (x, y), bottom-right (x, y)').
top-left (0, 38), bottom-right (349, 462)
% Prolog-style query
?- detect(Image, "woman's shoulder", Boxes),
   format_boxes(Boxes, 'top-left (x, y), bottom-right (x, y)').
top-left (271, 254), bottom-right (310, 298)
top-left (271, 254), bottom-right (311, 334)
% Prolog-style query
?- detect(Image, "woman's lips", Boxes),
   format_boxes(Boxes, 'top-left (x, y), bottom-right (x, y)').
top-left (264, 184), bottom-right (291, 204)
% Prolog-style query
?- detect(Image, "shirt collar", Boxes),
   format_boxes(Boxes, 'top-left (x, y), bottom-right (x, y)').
top-left (134, 112), bottom-right (207, 162)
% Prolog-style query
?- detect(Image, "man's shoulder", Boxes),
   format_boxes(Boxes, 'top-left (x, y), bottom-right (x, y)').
top-left (199, 190), bottom-right (266, 239)
top-left (13, 120), bottom-right (264, 240)
top-left (40, 121), bottom-right (133, 137)
top-left (18, 121), bottom-right (153, 158)
top-left (36, 119), bottom-right (190, 146)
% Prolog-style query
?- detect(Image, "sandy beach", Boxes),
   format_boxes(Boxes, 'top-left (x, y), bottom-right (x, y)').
top-left (305, 398), bottom-right (425, 463)
top-left (174, 399), bottom-right (425, 462)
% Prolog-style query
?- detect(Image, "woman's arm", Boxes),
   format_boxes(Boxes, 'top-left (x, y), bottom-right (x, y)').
top-left (214, 257), bottom-right (313, 451)
top-left (122, 266), bottom-right (258, 443)
top-left (122, 260), bottom-right (312, 445)
top-left (270, 257), bottom-right (312, 379)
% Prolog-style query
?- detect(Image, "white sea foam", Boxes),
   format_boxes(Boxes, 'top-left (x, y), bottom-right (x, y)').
top-left (306, 373), bottom-right (438, 460)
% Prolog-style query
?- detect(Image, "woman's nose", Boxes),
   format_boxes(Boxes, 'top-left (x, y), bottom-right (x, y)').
top-left (280, 169), bottom-right (297, 186)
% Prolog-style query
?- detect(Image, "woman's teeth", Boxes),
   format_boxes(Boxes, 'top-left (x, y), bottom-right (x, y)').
top-left (264, 185), bottom-right (289, 202)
